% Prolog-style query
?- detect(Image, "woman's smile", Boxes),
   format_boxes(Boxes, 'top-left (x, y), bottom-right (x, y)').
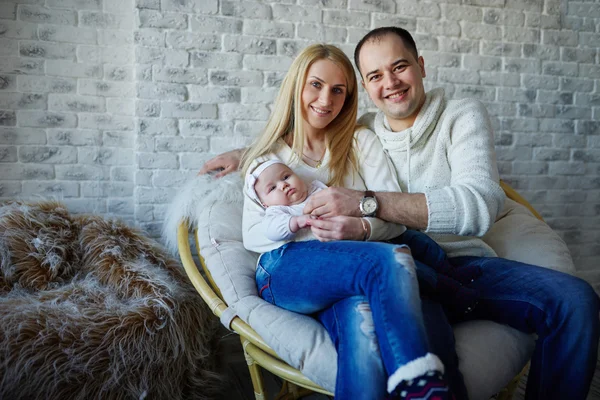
top-left (310, 105), bottom-right (331, 116)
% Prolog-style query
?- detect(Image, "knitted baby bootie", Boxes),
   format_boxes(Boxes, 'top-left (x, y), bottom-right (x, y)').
top-left (386, 371), bottom-right (455, 400)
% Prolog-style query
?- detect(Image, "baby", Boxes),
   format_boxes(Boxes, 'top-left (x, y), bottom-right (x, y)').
top-left (245, 159), bottom-right (324, 241)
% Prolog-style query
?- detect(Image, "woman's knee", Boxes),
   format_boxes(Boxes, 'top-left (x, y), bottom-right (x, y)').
top-left (391, 245), bottom-right (417, 278)
top-left (360, 243), bottom-right (418, 284)
top-left (381, 243), bottom-right (414, 266)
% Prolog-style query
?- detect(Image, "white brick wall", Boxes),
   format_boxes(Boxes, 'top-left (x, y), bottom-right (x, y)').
top-left (0, 0), bottom-right (598, 288)
top-left (0, 0), bottom-right (136, 222)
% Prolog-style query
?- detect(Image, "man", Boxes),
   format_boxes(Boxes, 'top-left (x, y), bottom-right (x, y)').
top-left (200, 27), bottom-right (599, 400)
top-left (305, 27), bottom-right (598, 400)
top-left (306, 28), bottom-right (504, 258)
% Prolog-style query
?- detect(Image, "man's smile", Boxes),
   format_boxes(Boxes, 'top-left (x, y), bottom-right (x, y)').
top-left (386, 88), bottom-right (409, 101)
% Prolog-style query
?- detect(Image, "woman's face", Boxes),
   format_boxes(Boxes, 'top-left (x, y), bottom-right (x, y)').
top-left (301, 59), bottom-right (348, 132)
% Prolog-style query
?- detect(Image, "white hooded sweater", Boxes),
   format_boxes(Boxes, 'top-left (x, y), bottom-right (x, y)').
top-left (359, 88), bottom-right (505, 258)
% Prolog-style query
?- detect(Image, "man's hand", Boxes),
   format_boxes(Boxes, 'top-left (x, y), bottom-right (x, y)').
top-left (198, 148), bottom-right (244, 178)
top-left (307, 216), bottom-right (365, 242)
top-left (303, 187), bottom-right (364, 218)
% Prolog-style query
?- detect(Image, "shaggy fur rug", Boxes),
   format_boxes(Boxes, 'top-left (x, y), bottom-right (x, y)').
top-left (162, 173), bottom-right (243, 255)
top-left (0, 201), bottom-right (220, 400)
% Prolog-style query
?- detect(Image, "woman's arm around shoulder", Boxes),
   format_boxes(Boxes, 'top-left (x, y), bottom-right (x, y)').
top-left (198, 148), bottom-right (245, 178)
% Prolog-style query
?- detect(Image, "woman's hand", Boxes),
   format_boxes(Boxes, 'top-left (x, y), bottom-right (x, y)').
top-left (198, 148), bottom-right (244, 178)
top-left (307, 216), bottom-right (368, 242)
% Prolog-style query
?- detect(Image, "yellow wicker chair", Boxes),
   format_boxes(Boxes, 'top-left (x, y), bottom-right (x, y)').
top-left (177, 180), bottom-right (539, 400)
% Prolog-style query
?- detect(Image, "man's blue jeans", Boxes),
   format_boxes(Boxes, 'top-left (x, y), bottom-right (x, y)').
top-left (395, 230), bottom-right (599, 399)
top-left (315, 255), bottom-right (600, 400)
top-left (256, 240), bottom-right (446, 395)
top-left (452, 256), bottom-right (600, 400)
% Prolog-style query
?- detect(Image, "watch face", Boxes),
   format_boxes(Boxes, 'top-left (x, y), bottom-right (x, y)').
top-left (363, 198), bottom-right (377, 214)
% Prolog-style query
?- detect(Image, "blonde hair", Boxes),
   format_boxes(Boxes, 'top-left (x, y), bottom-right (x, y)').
top-left (240, 44), bottom-right (359, 187)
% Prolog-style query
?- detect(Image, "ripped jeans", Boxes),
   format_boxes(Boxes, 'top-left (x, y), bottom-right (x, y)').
top-left (316, 295), bottom-right (466, 400)
top-left (256, 240), bottom-right (444, 396)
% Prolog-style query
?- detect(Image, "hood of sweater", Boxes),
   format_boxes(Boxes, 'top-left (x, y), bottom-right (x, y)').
top-left (370, 88), bottom-right (446, 192)
top-left (373, 87), bottom-right (446, 151)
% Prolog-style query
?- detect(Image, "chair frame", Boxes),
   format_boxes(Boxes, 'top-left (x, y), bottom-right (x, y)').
top-left (177, 222), bottom-right (329, 399)
top-left (177, 180), bottom-right (538, 400)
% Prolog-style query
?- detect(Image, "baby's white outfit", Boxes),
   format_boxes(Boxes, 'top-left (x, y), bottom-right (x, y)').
top-left (263, 180), bottom-right (327, 242)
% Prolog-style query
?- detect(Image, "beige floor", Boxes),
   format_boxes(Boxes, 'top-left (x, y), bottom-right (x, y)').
top-left (216, 330), bottom-right (600, 400)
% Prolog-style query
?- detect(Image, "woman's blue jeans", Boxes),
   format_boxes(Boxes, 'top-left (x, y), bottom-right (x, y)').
top-left (316, 295), bottom-right (467, 400)
top-left (256, 240), bottom-right (445, 395)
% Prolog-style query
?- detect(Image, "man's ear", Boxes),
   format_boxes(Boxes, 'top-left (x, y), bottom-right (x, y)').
top-left (418, 56), bottom-right (426, 78)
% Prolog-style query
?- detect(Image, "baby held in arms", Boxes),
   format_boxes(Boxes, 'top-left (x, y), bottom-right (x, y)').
top-left (246, 159), bottom-right (326, 242)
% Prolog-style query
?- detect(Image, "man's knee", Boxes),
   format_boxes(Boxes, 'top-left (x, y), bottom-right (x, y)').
top-left (558, 276), bottom-right (600, 324)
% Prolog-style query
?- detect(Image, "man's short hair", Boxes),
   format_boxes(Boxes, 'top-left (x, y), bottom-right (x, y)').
top-left (353, 26), bottom-right (419, 78)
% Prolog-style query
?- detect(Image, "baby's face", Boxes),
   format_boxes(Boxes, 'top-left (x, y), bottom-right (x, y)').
top-left (255, 164), bottom-right (308, 207)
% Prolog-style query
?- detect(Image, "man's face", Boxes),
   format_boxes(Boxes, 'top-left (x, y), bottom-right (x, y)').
top-left (358, 34), bottom-right (426, 131)
top-left (256, 164), bottom-right (308, 207)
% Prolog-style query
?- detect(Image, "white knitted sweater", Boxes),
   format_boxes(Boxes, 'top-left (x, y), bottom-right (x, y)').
top-left (359, 88), bottom-right (505, 258)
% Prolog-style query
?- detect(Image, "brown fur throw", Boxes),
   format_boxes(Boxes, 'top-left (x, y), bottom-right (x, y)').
top-left (0, 201), bottom-right (220, 400)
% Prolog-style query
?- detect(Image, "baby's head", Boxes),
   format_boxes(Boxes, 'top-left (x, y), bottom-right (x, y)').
top-left (246, 160), bottom-right (308, 207)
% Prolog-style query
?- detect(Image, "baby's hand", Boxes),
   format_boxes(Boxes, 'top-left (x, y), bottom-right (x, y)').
top-left (290, 214), bottom-right (313, 233)
top-left (296, 214), bottom-right (313, 229)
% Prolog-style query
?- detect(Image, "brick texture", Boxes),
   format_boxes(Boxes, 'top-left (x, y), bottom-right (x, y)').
top-left (0, 0), bottom-right (598, 290)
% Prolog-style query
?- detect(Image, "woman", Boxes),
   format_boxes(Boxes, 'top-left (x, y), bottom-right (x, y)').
top-left (239, 44), bottom-right (465, 400)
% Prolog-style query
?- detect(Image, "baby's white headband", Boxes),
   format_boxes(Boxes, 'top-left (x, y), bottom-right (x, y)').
top-left (245, 159), bottom-right (286, 204)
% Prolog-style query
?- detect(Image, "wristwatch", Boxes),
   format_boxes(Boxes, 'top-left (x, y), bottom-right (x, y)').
top-left (359, 190), bottom-right (378, 217)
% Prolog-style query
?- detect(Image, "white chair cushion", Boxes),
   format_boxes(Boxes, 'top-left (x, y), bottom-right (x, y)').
top-left (195, 193), bottom-right (338, 389)
top-left (483, 198), bottom-right (575, 274)
top-left (165, 176), bottom-right (540, 400)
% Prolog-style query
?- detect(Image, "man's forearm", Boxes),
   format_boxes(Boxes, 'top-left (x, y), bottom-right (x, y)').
top-left (304, 188), bottom-right (429, 230)
top-left (376, 192), bottom-right (429, 230)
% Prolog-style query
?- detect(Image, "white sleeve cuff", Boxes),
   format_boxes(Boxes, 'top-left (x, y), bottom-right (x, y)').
top-left (424, 188), bottom-right (457, 233)
top-left (365, 217), bottom-right (407, 241)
